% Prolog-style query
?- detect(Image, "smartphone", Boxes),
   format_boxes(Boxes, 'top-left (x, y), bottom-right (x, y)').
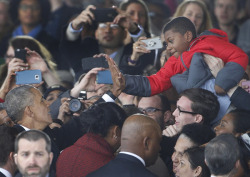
top-left (15, 49), bottom-right (27, 63)
top-left (82, 56), bottom-right (109, 72)
top-left (16, 70), bottom-right (42, 85)
top-left (141, 36), bottom-right (163, 50)
top-left (241, 80), bottom-right (250, 93)
top-left (96, 70), bottom-right (113, 84)
top-left (91, 8), bottom-right (118, 22)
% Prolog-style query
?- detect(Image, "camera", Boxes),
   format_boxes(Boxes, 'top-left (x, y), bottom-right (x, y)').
top-left (69, 91), bottom-right (87, 113)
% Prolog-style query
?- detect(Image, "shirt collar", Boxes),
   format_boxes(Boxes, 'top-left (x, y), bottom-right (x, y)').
top-left (20, 125), bottom-right (30, 131)
top-left (119, 151), bottom-right (145, 166)
top-left (0, 168), bottom-right (12, 177)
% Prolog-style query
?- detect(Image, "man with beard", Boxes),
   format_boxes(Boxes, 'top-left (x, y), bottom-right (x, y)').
top-left (60, 5), bottom-right (154, 80)
top-left (14, 130), bottom-right (53, 177)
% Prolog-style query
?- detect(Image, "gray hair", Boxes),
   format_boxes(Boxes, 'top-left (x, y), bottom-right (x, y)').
top-left (5, 85), bottom-right (34, 123)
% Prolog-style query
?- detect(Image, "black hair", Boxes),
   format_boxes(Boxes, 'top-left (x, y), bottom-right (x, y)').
top-left (80, 102), bottom-right (127, 137)
top-left (163, 16), bottom-right (197, 40)
top-left (180, 88), bottom-right (219, 125)
top-left (43, 85), bottom-right (67, 99)
top-left (9, 0), bottom-right (51, 26)
top-left (0, 126), bottom-right (18, 166)
top-left (237, 133), bottom-right (250, 176)
top-left (181, 123), bottom-right (216, 146)
top-left (229, 109), bottom-right (250, 134)
top-left (184, 147), bottom-right (210, 177)
top-left (158, 94), bottom-right (171, 112)
top-left (205, 134), bottom-right (240, 175)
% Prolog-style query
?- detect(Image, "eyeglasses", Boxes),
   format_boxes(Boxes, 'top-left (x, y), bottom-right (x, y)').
top-left (19, 4), bottom-right (40, 11)
top-left (98, 23), bottom-right (120, 30)
top-left (138, 107), bottom-right (163, 114)
top-left (176, 106), bottom-right (198, 116)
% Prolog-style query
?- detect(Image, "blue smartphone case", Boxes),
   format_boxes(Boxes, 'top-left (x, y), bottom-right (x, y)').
top-left (96, 70), bottom-right (113, 84)
top-left (16, 70), bottom-right (42, 85)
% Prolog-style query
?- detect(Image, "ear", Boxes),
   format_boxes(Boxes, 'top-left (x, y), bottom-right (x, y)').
top-left (49, 152), bottom-right (54, 165)
top-left (25, 106), bottom-right (33, 118)
top-left (194, 166), bottom-right (202, 176)
top-left (111, 125), bottom-right (121, 140)
top-left (194, 114), bottom-right (203, 124)
top-left (143, 136), bottom-right (150, 150)
top-left (13, 153), bottom-right (17, 165)
top-left (184, 31), bottom-right (193, 43)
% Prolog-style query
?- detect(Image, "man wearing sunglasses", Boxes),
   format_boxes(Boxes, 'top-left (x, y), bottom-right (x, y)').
top-left (163, 88), bottom-right (219, 137)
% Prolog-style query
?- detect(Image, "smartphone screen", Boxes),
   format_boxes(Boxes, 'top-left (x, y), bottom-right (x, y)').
top-left (96, 70), bottom-right (113, 84)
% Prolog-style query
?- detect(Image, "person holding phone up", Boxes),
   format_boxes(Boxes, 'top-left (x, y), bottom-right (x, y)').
top-left (60, 5), bottom-right (155, 81)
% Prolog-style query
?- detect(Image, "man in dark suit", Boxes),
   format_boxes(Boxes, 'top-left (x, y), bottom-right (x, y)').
top-left (87, 114), bottom-right (162, 177)
top-left (0, 126), bottom-right (17, 177)
top-left (4, 85), bottom-right (83, 174)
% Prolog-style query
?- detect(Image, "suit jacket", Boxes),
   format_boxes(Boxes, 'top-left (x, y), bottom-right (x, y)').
top-left (86, 153), bottom-right (158, 177)
top-left (0, 172), bottom-right (6, 177)
top-left (13, 117), bottom-right (83, 174)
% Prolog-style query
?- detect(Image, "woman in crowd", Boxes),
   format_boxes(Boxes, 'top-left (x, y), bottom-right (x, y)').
top-left (173, 0), bottom-right (213, 34)
top-left (175, 147), bottom-right (210, 177)
top-left (56, 102), bottom-right (128, 177)
top-left (0, 0), bottom-right (60, 62)
top-left (0, 35), bottom-right (60, 100)
top-left (119, 0), bottom-right (152, 44)
top-left (214, 109), bottom-right (250, 137)
top-left (169, 123), bottom-right (215, 176)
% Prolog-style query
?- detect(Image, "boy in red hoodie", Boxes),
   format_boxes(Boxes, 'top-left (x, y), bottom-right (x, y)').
top-left (121, 16), bottom-right (248, 97)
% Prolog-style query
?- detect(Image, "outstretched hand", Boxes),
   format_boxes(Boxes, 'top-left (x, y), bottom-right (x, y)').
top-left (94, 54), bottom-right (125, 97)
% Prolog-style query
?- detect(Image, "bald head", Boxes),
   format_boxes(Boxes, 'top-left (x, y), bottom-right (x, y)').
top-left (121, 114), bottom-right (162, 166)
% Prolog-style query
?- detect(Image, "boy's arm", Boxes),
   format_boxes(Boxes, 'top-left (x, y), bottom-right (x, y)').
top-left (207, 40), bottom-right (248, 94)
top-left (105, 54), bottom-right (180, 97)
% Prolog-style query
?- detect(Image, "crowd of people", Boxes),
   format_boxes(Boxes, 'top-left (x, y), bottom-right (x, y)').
top-left (0, 0), bottom-right (250, 177)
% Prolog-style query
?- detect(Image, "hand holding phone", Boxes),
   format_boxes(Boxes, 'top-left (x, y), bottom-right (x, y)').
top-left (15, 49), bottom-right (27, 63)
top-left (141, 36), bottom-right (163, 50)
